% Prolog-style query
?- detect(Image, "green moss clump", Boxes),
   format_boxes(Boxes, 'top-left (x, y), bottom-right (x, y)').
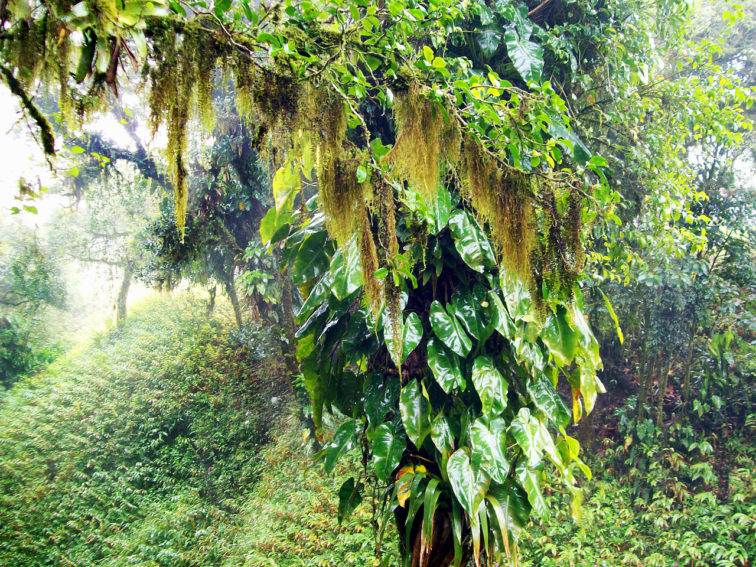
top-left (385, 86), bottom-right (460, 199)
top-left (463, 137), bottom-right (535, 284)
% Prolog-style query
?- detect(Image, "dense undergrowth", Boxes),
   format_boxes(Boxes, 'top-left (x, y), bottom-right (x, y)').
top-left (0, 293), bottom-right (288, 566)
top-left (1, 293), bottom-right (753, 567)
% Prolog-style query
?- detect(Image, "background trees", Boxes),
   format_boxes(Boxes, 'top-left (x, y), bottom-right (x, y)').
top-left (0, 223), bottom-right (65, 386)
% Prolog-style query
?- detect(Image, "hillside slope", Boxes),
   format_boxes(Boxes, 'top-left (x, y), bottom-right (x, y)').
top-left (0, 294), bottom-right (289, 566)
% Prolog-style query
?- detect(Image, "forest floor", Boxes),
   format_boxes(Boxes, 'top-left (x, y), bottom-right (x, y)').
top-left (0, 294), bottom-right (753, 567)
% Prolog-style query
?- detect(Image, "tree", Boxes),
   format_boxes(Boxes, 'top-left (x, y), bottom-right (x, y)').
top-left (0, 224), bottom-right (66, 386)
top-left (1, 0), bottom-right (750, 565)
top-left (49, 161), bottom-right (157, 322)
top-left (138, 91), bottom-right (273, 329)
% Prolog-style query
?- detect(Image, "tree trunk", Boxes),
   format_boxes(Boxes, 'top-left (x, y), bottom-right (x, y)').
top-left (116, 265), bottom-right (133, 323)
top-left (636, 352), bottom-right (655, 423)
top-left (395, 505), bottom-right (472, 567)
top-left (655, 360), bottom-right (672, 430)
top-left (277, 266), bottom-right (298, 378)
top-left (224, 279), bottom-right (243, 329)
top-left (206, 285), bottom-right (217, 316)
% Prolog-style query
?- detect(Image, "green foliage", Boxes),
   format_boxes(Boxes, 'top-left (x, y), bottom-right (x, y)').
top-left (0, 227), bottom-right (66, 387)
top-left (0, 293), bottom-right (287, 566)
top-left (520, 444), bottom-right (756, 567)
top-left (230, 417), bottom-right (399, 567)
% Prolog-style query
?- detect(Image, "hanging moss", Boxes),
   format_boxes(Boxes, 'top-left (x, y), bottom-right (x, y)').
top-left (385, 85), bottom-right (460, 199)
top-left (527, 180), bottom-right (585, 304)
top-left (234, 62), bottom-right (301, 139)
top-left (358, 207), bottom-right (381, 313)
top-left (375, 178), bottom-right (402, 364)
top-left (145, 21), bottom-right (228, 235)
top-left (462, 136), bottom-right (535, 283)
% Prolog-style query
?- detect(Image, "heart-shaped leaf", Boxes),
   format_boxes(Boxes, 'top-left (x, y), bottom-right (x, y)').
top-left (430, 300), bottom-right (472, 357)
top-left (402, 312), bottom-right (423, 363)
top-left (400, 380), bottom-right (432, 448)
top-left (471, 356), bottom-right (508, 415)
top-left (372, 423), bottom-right (405, 481)
top-left (324, 419), bottom-right (358, 474)
top-left (447, 449), bottom-right (476, 517)
top-left (448, 209), bottom-right (496, 273)
top-left (470, 419), bottom-right (509, 484)
top-left (427, 337), bottom-right (465, 393)
top-left (338, 477), bottom-right (364, 523)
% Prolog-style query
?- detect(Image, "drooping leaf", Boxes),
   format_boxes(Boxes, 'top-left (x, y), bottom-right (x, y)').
top-left (330, 239), bottom-right (363, 300)
top-left (372, 423), bottom-right (405, 481)
top-left (400, 380), bottom-right (432, 448)
top-left (470, 419), bottom-right (509, 484)
top-left (324, 419), bottom-right (358, 474)
top-left (487, 290), bottom-right (515, 339)
top-left (504, 9), bottom-right (543, 84)
top-left (477, 29), bottom-right (501, 59)
top-left (427, 337), bottom-right (465, 393)
top-left (599, 289), bottom-right (624, 344)
top-left (541, 305), bottom-right (578, 367)
top-left (431, 413), bottom-right (455, 459)
top-left (471, 356), bottom-right (508, 415)
top-left (508, 408), bottom-right (542, 468)
top-left (515, 461), bottom-right (548, 519)
top-left (430, 300), bottom-right (472, 357)
top-left (501, 274), bottom-right (532, 321)
top-left (421, 478), bottom-right (442, 553)
top-left (451, 288), bottom-right (488, 341)
top-left (292, 231), bottom-right (331, 284)
top-left (431, 183), bottom-right (454, 234)
top-left (447, 449), bottom-right (476, 518)
top-left (527, 373), bottom-right (571, 429)
top-left (448, 209), bottom-right (496, 273)
top-left (338, 477), bottom-right (364, 523)
top-left (364, 373), bottom-right (400, 426)
top-left (402, 312), bottom-right (423, 363)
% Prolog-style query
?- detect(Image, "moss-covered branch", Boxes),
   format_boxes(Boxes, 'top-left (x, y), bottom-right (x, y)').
top-left (0, 63), bottom-right (56, 156)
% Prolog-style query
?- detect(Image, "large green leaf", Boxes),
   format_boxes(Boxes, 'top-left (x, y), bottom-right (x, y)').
top-left (427, 337), bottom-right (465, 393)
top-left (324, 419), bottom-right (358, 474)
top-left (447, 449), bottom-right (476, 518)
top-left (504, 9), bottom-right (543, 84)
top-left (488, 483), bottom-right (532, 530)
top-left (402, 312), bottom-right (423, 363)
top-left (541, 305), bottom-right (578, 367)
top-left (330, 239), bottom-right (362, 300)
top-left (400, 380), bottom-right (432, 448)
top-left (372, 423), bottom-right (405, 481)
top-left (545, 110), bottom-right (591, 165)
top-left (508, 408), bottom-right (543, 468)
top-left (292, 231), bottom-right (330, 285)
top-left (431, 413), bottom-right (455, 459)
top-left (337, 477), bottom-right (364, 523)
top-left (509, 408), bottom-right (564, 473)
top-left (451, 288), bottom-right (489, 341)
top-left (470, 419), bottom-right (509, 484)
top-left (569, 303), bottom-right (602, 369)
top-left (430, 300), bottom-right (472, 357)
top-left (527, 373), bottom-right (570, 429)
top-left (515, 461), bottom-right (548, 520)
top-left (448, 209), bottom-right (496, 273)
top-left (471, 356), bottom-right (508, 415)
top-left (477, 29), bottom-right (501, 59)
top-left (364, 373), bottom-right (400, 426)
top-left (486, 290), bottom-right (515, 339)
top-left (431, 183), bottom-right (454, 234)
